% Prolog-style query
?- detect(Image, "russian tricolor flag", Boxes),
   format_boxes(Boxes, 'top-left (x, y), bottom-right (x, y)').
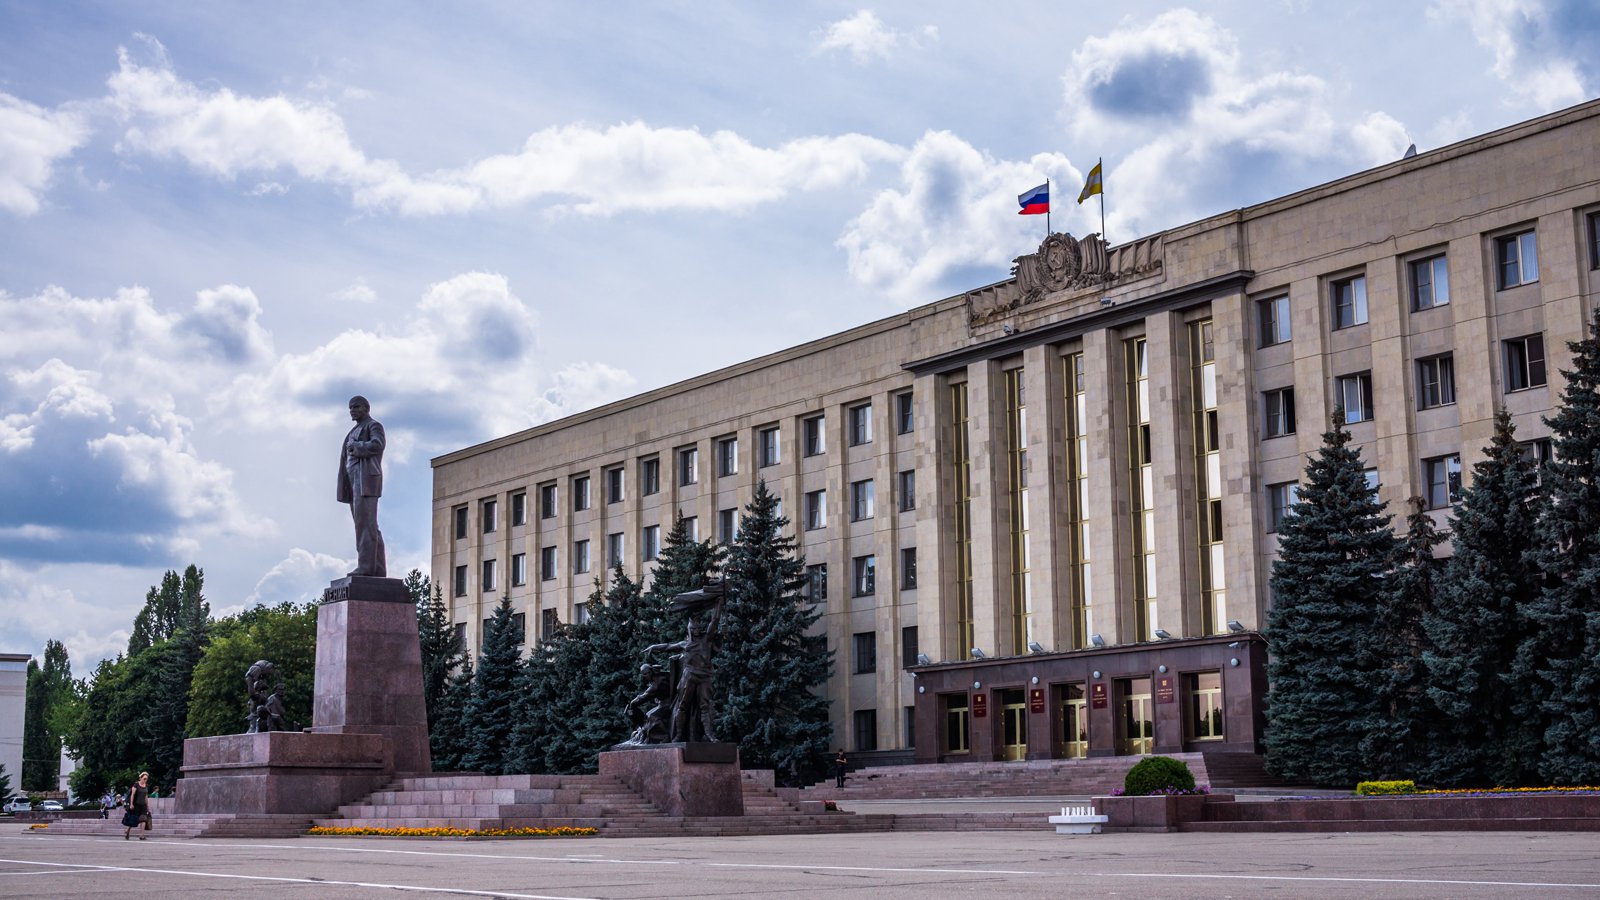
top-left (1017, 183), bottom-right (1049, 215)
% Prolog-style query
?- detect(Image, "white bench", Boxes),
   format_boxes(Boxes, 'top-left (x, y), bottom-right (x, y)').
top-left (1048, 805), bottom-right (1108, 834)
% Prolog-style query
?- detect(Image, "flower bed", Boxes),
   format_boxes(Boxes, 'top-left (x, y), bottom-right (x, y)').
top-left (307, 825), bottom-right (597, 838)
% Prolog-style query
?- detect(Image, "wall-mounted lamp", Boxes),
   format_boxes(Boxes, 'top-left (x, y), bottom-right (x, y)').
top-left (917, 685), bottom-right (925, 694)
top-left (1090, 633), bottom-right (1106, 648)
top-left (1227, 620), bottom-right (1246, 633)
top-left (1027, 641), bottom-right (1046, 654)
top-left (970, 647), bottom-right (987, 659)
top-left (1157, 664), bottom-right (1168, 674)
top-left (1030, 676), bottom-right (1039, 685)
top-left (1092, 670), bottom-right (1102, 679)
top-left (1229, 658), bottom-right (1240, 667)
top-left (915, 653), bottom-right (932, 666)
top-left (1154, 629), bottom-right (1173, 640)
top-left (973, 680), bottom-right (982, 689)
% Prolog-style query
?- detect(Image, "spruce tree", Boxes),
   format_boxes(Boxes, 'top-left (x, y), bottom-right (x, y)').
top-left (647, 512), bottom-right (725, 607)
top-left (429, 656), bottom-right (474, 772)
top-left (1527, 309), bottom-right (1600, 783)
top-left (508, 638), bottom-right (556, 774)
top-left (411, 573), bottom-right (465, 731)
top-left (1423, 410), bottom-right (1543, 786)
top-left (572, 567), bottom-right (649, 768)
top-left (1363, 497), bottom-right (1442, 780)
top-left (1264, 409), bottom-right (1399, 786)
top-left (462, 596), bottom-right (523, 775)
top-left (714, 480), bottom-right (834, 786)
top-left (534, 614), bottom-right (597, 774)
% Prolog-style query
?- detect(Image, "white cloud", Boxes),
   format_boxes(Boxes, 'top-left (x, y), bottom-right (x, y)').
top-left (0, 93), bottom-right (89, 215)
top-left (333, 278), bottom-right (377, 304)
top-left (224, 271), bottom-right (637, 446)
top-left (246, 547), bottom-right (351, 606)
top-left (815, 10), bottom-right (938, 64)
top-left (106, 43), bottom-right (904, 217)
top-left (179, 285), bottom-right (274, 365)
top-left (1431, 0), bottom-right (1592, 109)
top-left (838, 131), bottom-right (1081, 306)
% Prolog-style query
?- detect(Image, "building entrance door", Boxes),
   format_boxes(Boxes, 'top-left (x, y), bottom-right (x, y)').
top-left (1057, 683), bottom-right (1087, 758)
top-left (997, 688), bottom-right (1028, 760)
top-left (1117, 677), bottom-right (1153, 756)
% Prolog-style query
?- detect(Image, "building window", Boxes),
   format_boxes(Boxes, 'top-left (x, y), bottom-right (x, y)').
top-left (853, 709), bottom-right (878, 752)
top-left (1589, 211), bottom-right (1600, 270)
top-left (1424, 454), bottom-right (1463, 509)
top-left (453, 564), bottom-right (467, 597)
top-left (510, 612), bottom-right (526, 646)
top-left (572, 475), bottom-right (591, 511)
top-left (678, 446), bottom-right (698, 486)
top-left (453, 622), bottom-right (467, 649)
top-left (803, 415), bottom-right (826, 456)
top-left (640, 457), bottom-right (660, 496)
top-left (540, 607), bottom-right (558, 636)
top-left (1410, 254), bottom-right (1450, 310)
top-left (1267, 482), bottom-right (1298, 533)
top-left (852, 555), bottom-right (876, 596)
top-left (804, 489), bottom-right (826, 530)
top-left (905, 706), bottom-right (916, 749)
top-left (481, 559), bottom-right (497, 593)
top-left (1263, 387), bottom-right (1295, 438)
top-left (1504, 334), bottom-right (1547, 392)
top-left (900, 547), bottom-right (917, 590)
top-left (1337, 372), bottom-right (1374, 423)
top-left (1364, 468), bottom-right (1380, 492)
top-left (852, 632), bottom-right (877, 674)
top-left (1186, 672), bottom-right (1224, 741)
top-left (718, 508), bottom-right (738, 544)
top-left (576, 602), bottom-right (590, 625)
top-left (607, 532), bottom-right (624, 568)
top-left (511, 552), bottom-right (527, 587)
top-left (898, 469), bottom-right (916, 511)
top-left (896, 391), bottom-right (914, 434)
top-left (540, 546), bottom-right (557, 581)
top-left (1417, 354), bottom-right (1456, 409)
top-left (511, 492), bottom-right (527, 527)
top-left (642, 524), bottom-right (660, 561)
top-left (1331, 275), bottom-right (1368, 329)
top-left (573, 539), bottom-right (590, 574)
top-left (848, 403), bottom-right (873, 445)
top-left (606, 467), bottom-right (624, 504)
top-left (901, 626), bottom-right (919, 669)
top-left (1257, 295), bottom-right (1290, 346)
top-left (1519, 438), bottom-right (1554, 468)
top-left (758, 427), bottom-right (779, 467)
top-left (453, 506), bottom-right (468, 540)
top-left (806, 563), bottom-right (828, 601)
top-left (716, 437), bottom-right (738, 477)
top-left (482, 498), bottom-right (498, 533)
top-left (850, 479), bottom-right (875, 521)
top-left (1497, 229), bottom-right (1540, 289)
top-left (682, 515), bottom-right (698, 542)
top-left (539, 483), bottom-right (557, 519)
top-left (943, 695), bottom-right (970, 753)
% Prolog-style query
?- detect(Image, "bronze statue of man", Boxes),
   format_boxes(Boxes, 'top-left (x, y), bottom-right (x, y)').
top-left (337, 395), bottom-right (387, 577)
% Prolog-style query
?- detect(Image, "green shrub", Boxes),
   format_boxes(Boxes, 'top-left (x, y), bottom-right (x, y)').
top-left (1355, 780), bottom-right (1416, 795)
top-left (1123, 756), bottom-right (1197, 796)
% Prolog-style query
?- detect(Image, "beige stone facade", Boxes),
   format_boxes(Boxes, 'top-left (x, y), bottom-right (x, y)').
top-left (433, 100), bottom-right (1600, 762)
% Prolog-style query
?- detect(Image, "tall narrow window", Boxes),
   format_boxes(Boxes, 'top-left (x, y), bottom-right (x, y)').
top-left (678, 446), bottom-right (698, 486)
top-left (510, 492), bottom-right (527, 527)
top-left (803, 415), bottom-right (826, 456)
top-left (1338, 372), bottom-right (1375, 423)
top-left (898, 469), bottom-right (916, 511)
top-left (1496, 229), bottom-right (1540, 288)
top-left (639, 457), bottom-right (660, 496)
top-left (758, 427), bottom-right (780, 467)
top-left (1410, 254), bottom-right (1450, 310)
top-left (900, 547), bottom-right (917, 590)
top-left (572, 475), bottom-right (591, 511)
top-left (1267, 482), bottom-right (1298, 533)
top-left (1263, 387), bottom-right (1296, 438)
top-left (642, 524), bottom-right (660, 561)
top-left (482, 498), bottom-right (498, 533)
top-left (481, 559), bottom-right (497, 592)
top-left (511, 553), bottom-right (527, 586)
top-left (1185, 672), bottom-right (1224, 740)
top-left (539, 483), bottom-right (557, 519)
top-left (1004, 367), bottom-right (1031, 652)
top-left (1126, 338), bottom-right (1155, 640)
top-left (852, 632), bottom-right (877, 674)
top-left (848, 403), bottom-right (873, 445)
top-left (896, 391), bottom-right (914, 434)
top-left (852, 554), bottom-right (876, 596)
top-left (453, 506), bottom-right (468, 540)
top-left (806, 563), bottom-right (828, 601)
top-left (453, 564), bottom-right (467, 597)
top-left (539, 546), bottom-right (557, 581)
top-left (850, 479), bottom-right (875, 521)
top-left (1504, 334), bottom-right (1547, 392)
top-left (718, 508), bottom-right (738, 544)
top-left (1424, 454), bottom-right (1463, 509)
top-left (1191, 320), bottom-right (1224, 634)
top-left (716, 437), bottom-right (738, 477)
top-left (681, 516), bottom-right (698, 542)
top-left (1417, 355), bottom-right (1456, 409)
top-left (948, 382), bottom-right (974, 659)
top-left (1589, 211), bottom-right (1600, 270)
top-left (1257, 295), bottom-right (1290, 346)
top-left (1064, 353), bottom-right (1091, 650)
top-left (573, 539), bottom-right (590, 574)
top-left (1331, 275), bottom-right (1368, 329)
top-left (606, 467), bottom-right (624, 504)
top-left (901, 626), bottom-right (919, 669)
top-left (606, 532), bottom-right (625, 568)
top-left (804, 489), bottom-right (826, 530)
top-left (853, 709), bottom-right (878, 752)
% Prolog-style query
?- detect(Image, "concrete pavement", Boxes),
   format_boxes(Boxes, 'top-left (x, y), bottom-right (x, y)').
top-left (5, 826), bottom-right (1600, 898)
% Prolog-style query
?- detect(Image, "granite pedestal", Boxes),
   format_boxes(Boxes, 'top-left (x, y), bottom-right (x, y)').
top-left (175, 731), bottom-right (390, 815)
top-left (598, 743), bottom-right (744, 818)
top-left (312, 575), bottom-right (431, 774)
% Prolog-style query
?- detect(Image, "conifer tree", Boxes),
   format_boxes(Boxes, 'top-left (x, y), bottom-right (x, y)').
top-left (646, 512), bottom-right (725, 608)
top-left (1264, 409), bottom-right (1399, 786)
top-left (0, 763), bottom-right (13, 805)
top-left (429, 656), bottom-right (474, 772)
top-left (462, 596), bottom-right (523, 775)
top-left (1423, 410), bottom-right (1543, 786)
top-left (714, 480), bottom-right (834, 786)
top-left (508, 638), bottom-right (556, 774)
top-left (1527, 310), bottom-right (1600, 783)
top-left (534, 615), bottom-right (597, 774)
top-left (411, 572), bottom-right (465, 730)
top-left (21, 642), bottom-right (70, 791)
top-left (572, 567), bottom-right (649, 768)
top-left (1363, 497), bottom-right (1442, 779)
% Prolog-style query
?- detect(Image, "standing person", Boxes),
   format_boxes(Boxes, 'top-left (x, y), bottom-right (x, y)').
top-left (834, 750), bottom-right (848, 789)
top-left (122, 772), bottom-right (151, 840)
top-left (337, 395), bottom-right (387, 577)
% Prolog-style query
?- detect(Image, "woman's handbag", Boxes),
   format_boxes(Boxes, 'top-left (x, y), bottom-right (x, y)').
top-left (121, 809), bottom-right (141, 828)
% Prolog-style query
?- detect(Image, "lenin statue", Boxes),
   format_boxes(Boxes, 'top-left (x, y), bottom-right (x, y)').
top-left (337, 395), bottom-right (387, 577)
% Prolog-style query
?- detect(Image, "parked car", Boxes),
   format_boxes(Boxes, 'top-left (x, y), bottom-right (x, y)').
top-left (37, 800), bottom-right (63, 811)
top-left (2, 799), bottom-right (30, 813)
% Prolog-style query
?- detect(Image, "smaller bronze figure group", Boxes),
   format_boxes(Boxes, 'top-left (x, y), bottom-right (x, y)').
top-left (622, 582), bottom-right (726, 746)
top-left (244, 659), bottom-right (289, 733)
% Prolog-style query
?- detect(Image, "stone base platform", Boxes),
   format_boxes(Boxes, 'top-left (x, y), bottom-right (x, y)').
top-left (175, 731), bottom-right (392, 816)
top-left (598, 743), bottom-right (744, 818)
top-left (1098, 792), bottom-right (1600, 833)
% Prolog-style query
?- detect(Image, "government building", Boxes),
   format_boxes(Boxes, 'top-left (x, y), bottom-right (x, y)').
top-left (432, 100), bottom-right (1600, 767)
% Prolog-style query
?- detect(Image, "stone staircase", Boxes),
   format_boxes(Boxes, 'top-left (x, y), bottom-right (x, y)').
top-left (1183, 793), bottom-right (1600, 833)
top-left (34, 800), bottom-right (312, 839)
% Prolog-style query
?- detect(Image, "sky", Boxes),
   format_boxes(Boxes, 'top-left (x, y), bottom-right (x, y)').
top-left (2, 0), bottom-right (1597, 673)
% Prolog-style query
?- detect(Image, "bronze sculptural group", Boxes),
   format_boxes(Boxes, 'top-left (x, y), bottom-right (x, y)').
top-left (621, 581), bottom-right (727, 746)
top-left (244, 659), bottom-right (288, 733)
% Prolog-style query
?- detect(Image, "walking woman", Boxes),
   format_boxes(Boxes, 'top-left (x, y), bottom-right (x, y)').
top-left (122, 771), bottom-right (151, 840)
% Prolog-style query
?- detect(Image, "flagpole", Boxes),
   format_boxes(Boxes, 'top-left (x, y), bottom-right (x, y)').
top-left (1045, 178), bottom-right (1051, 236)
top-left (1097, 157), bottom-right (1106, 244)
